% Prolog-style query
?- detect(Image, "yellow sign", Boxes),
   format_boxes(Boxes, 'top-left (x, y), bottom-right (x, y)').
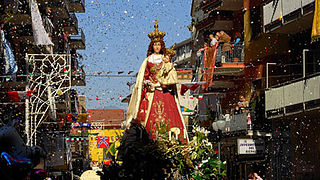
top-left (88, 129), bottom-right (124, 164)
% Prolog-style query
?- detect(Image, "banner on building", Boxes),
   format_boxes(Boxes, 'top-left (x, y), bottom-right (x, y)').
top-left (312, 0), bottom-right (320, 42)
top-left (30, 0), bottom-right (54, 46)
top-left (237, 139), bottom-right (265, 155)
top-left (88, 129), bottom-right (124, 163)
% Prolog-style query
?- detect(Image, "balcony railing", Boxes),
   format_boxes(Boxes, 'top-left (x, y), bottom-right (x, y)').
top-left (1, 0), bottom-right (31, 24)
top-left (265, 73), bottom-right (320, 118)
top-left (52, 0), bottom-right (71, 19)
top-left (200, 0), bottom-right (222, 11)
top-left (222, 113), bottom-right (249, 133)
top-left (69, 0), bottom-right (85, 13)
top-left (263, 0), bottom-right (314, 33)
top-left (69, 28), bottom-right (85, 49)
top-left (215, 43), bottom-right (244, 65)
top-left (71, 66), bottom-right (86, 86)
top-left (63, 12), bottom-right (79, 35)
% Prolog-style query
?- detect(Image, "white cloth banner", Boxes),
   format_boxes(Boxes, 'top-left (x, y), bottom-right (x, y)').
top-left (30, 0), bottom-right (54, 46)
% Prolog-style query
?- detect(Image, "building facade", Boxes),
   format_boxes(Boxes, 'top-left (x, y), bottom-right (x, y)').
top-left (0, 0), bottom-right (87, 178)
top-left (190, 0), bottom-right (319, 179)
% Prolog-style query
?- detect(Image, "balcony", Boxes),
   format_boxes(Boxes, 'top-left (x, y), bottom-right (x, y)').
top-left (0, 79), bottom-right (26, 91)
top-left (69, 28), bottom-right (85, 49)
top-left (223, 113), bottom-right (248, 133)
top-left (63, 13), bottom-right (79, 35)
top-left (71, 66), bottom-right (86, 86)
top-left (213, 44), bottom-right (245, 76)
top-left (177, 69), bottom-right (193, 80)
top-left (195, 10), bottom-right (234, 31)
top-left (0, 0), bottom-right (31, 25)
top-left (263, 0), bottom-right (314, 34)
top-left (200, 0), bottom-right (242, 11)
top-left (265, 73), bottom-right (320, 119)
top-left (52, 0), bottom-right (70, 19)
top-left (69, 0), bottom-right (85, 13)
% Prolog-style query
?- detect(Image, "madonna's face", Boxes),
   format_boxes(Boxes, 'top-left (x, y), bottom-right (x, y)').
top-left (153, 41), bottom-right (162, 54)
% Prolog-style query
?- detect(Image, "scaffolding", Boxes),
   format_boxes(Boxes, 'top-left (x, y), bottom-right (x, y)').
top-left (25, 54), bottom-right (71, 146)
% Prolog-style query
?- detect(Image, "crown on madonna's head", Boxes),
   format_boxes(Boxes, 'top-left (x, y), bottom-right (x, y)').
top-left (148, 20), bottom-right (166, 42)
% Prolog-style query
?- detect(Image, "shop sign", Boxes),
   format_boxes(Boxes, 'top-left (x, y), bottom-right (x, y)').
top-left (237, 139), bottom-right (265, 154)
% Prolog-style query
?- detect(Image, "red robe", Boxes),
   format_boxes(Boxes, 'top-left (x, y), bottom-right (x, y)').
top-left (137, 61), bottom-right (188, 143)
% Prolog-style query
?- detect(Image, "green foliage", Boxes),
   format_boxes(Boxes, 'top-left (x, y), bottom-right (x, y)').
top-left (155, 121), bottom-right (226, 179)
top-left (98, 120), bottom-right (226, 179)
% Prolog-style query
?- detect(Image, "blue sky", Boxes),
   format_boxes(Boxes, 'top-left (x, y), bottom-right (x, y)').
top-left (75, 0), bottom-right (192, 109)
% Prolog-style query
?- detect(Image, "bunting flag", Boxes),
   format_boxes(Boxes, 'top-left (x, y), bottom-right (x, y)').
top-left (67, 137), bottom-right (89, 142)
top-left (30, 0), bottom-right (54, 46)
top-left (198, 94), bottom-right (203, 100)
top-left (97, 136), bottom-right (110, 148)
top-left (8, 90), bottom-right (35, 101)
top-left (189, 94), bottom-right (194, 99)
top-left (180, 82), bottom-right (206, 95)
top-left (180, 106), bottom-right (194, 112)
top-left (311, 0), bottom-right (320, 42)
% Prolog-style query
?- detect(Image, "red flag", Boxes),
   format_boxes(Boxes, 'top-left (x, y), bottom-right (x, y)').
top-left (8, 90), bottom-right (35, 101)
top-left (180, 84), bottom-right (200, 95)
top-left (97, 136), bottom-right (109, 148)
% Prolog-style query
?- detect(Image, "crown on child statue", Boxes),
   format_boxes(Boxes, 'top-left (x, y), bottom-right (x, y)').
top-left (148, 20), bottom-right (166, 41)
top-left (166, 45), bottom-right (176, 57)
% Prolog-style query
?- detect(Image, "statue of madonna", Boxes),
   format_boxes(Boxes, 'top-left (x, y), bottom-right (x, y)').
top-left (126, 20), bottom-right (188, 143)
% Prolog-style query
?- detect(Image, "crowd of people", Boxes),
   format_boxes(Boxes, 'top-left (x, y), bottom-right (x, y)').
top-left (224, 95), bottom-right (250, 132)
top-left (197, 31), bottom-right (242, 65)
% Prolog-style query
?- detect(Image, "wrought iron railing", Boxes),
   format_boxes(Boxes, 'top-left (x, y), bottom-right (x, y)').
top-left (222, 113), bottom-right (249, 133)
top-left (69, 28), bottom-right (85, 44)
top-left (216, 43), bottom-right (244, 64)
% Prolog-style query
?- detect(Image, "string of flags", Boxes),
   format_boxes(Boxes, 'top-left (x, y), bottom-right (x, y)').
top-left (88, 71), bottom-right (136, 76)
top-left (182, 93), bottom-right (204, 100)
top-left (66, 137), bottom-right (89, 142)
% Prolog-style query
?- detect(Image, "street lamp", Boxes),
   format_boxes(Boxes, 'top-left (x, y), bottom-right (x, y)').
top-left (266, 62), bottom-right (277, 89)
top-left (212, 118), bottom-right (226, 174)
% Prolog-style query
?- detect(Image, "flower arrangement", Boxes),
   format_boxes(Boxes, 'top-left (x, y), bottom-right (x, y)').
top-left (98, 120), bottom-right (226, 179)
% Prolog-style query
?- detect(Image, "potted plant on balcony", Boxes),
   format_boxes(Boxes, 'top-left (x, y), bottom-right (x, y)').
top-left (187, 21), bottom-right (198, 31)
top-left (187, 24), bottom-right (193, 31)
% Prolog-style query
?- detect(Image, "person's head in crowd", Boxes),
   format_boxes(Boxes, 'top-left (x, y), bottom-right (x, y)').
top-left (209, 34), bottom-right (214, 40)
top-left (235, 31), bottom-right (241, 39)
top-left (239, 95), bottom-right (245, 101)
top-left (216, 32), bottom-right (221, 38)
